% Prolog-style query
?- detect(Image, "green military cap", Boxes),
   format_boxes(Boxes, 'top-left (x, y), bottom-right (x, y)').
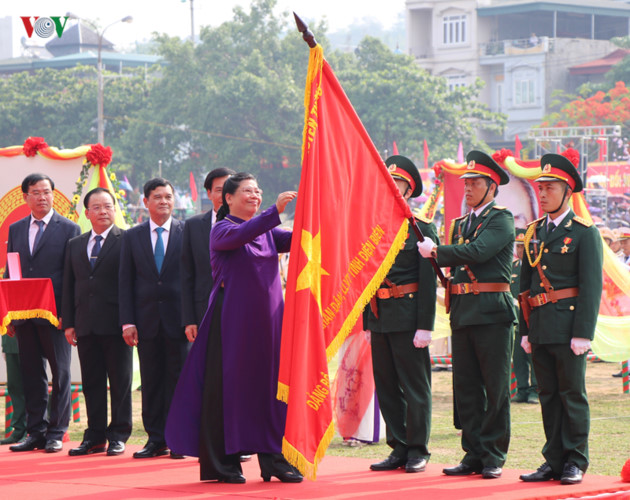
top-left (537, 149), bottom-right (583, 193)
top-left (462, 150), bottom-right (510, 186)
top-left (515, 228), bottom-right (526, 245)
top-left (386, 155), bottom-right (423, 198)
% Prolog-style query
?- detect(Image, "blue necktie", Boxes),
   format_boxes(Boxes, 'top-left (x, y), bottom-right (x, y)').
top-left (32, 220), bottom-right (45, 254)
top-left (154, 227), bottom-right (165, 272)
top-left (90, 235), bottom-right (103, 268)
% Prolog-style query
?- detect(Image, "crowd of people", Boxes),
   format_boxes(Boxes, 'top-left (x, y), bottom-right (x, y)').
top-left (0, 146), bottom-right (606, 487)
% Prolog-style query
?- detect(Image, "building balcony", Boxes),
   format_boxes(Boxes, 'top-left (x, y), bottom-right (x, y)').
top-left (480, 36), bottom-right (550, 59)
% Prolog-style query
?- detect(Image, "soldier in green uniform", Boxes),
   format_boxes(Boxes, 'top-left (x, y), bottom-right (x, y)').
top-left (417, 150), bottom-right (515, 479)
top-left (366, 155), bottom-right (438, 474)
top-left (511, 229), bottom-right (537, 404)
top-left (518, 150), bottom-right (603, 485)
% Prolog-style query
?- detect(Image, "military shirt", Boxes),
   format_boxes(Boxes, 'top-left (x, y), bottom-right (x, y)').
top-left (519, 210), bottom-right (603, 343)
top-left (365, 218), bottom-right (438, 333)
top-left (436, 201), bottom-right (516, 330)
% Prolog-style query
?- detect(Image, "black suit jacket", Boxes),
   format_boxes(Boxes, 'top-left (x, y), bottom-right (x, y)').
top-left (62, 225), bottom-right (124, 336)
top-left (118, 218), bottom-right (185, 340)
top-left (180, 211), bottom-right (213, 326)
top-left (6, 210), bottom-right (81, 314)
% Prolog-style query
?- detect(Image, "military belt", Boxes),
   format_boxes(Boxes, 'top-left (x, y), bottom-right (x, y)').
top-left (375, 282), bottom-right (419, 299)
top-left (449, 282), bottom-right (510, 295)
top-left (528, 287), bottom-right (579, 308)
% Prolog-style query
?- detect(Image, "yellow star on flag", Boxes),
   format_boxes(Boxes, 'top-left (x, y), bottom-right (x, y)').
top-left (296, 229), bottom-right (329, 314)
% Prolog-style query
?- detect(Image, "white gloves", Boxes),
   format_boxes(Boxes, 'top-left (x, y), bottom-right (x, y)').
top-left (570, 337), bottom-right (591, 356)
top-left (520, 336), bottom-right (531, 354)
top-left (413, 329), bottom-right (433, 349)
top-left (417, 238), bottom-right (436, 258)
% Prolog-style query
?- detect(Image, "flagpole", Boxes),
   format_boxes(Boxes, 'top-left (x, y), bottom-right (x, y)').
top-left (294, 12), bottom-right (318, 48)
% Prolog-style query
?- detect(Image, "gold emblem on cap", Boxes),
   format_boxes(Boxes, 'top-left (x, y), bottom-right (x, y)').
top-left (467, 160), bottom-right (476, 170)
top-left (542, 163), bottom-right (552, 173)
top-left (388, 163), bottom-right (397, 173)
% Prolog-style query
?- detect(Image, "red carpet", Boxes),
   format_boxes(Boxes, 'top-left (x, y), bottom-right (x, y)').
top-left (1, 443), bottom-right (630, 499)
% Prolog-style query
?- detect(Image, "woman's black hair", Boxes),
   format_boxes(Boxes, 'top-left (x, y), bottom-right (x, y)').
top-left (216, 172), bottom-right (257, 221)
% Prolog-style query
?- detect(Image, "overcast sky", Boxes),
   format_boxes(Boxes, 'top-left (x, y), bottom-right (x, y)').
top-left (6, 0), bottom-right (406, 55)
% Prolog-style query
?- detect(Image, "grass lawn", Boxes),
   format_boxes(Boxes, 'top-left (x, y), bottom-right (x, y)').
top-left (4, 359), bottom-right (627, 477)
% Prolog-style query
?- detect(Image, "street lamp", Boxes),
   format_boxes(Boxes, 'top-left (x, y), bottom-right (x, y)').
top-left (66, 13), bottom-right (133, 145)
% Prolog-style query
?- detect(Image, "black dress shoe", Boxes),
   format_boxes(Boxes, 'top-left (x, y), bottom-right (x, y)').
top-left (218, 473), bottom-right (246, 484)
top-left (133, 442), bottom-right (168, 458)
top-left (560, 462), bottom-right (583, 485)
top-left (69, 440), bottom-right (106, 456)
top-left (443, 463), bottom-right (483, 476)
top-left (481, 466), bottom-right (502, 479)
top-left (261, 470), bottom-right (303, 483)
top-left (370, 454), bottom-right (407, 471)
top-left (9, 435), bottom-right (46, 452)
top-left (519, 462), bottom-right (560, 482)
top-left (405, 457), bottom-right (427, 473)
top-left (45, 439), bottom-right (63, 453)
top-left (170, 451), bottom-right (185, 459)
top-left (0, 432), bottom-right (26, 445)
top-left (107, 441), bottom-right (125, 456)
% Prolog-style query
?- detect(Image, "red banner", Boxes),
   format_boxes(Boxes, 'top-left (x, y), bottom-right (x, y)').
top-left (587, 162), bottom-right (630, 195)
top-left (278, 45), bottom-right (411, 479)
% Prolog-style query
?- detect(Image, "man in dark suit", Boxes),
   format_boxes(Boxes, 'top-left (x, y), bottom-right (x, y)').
top-left (365, 156), bottom-right (438, 474)
top-left (62, 187), bottom-right (132, 457)
top-left (6, 173), bottom-right (80, 453)
top-left (519, 150), bottom-right (602, 485)
top-left (418, 151), bottom-right (515, 479)
top-left (119, 177), bottom-right (188, 458)
top-left (181, 167), bottom-right (234, 343)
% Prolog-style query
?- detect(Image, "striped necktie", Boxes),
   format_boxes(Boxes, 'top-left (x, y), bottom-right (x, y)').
top-left (90, 235), bottom-right (103, 268)
top-left (32, 220), bottom-right (45, 254)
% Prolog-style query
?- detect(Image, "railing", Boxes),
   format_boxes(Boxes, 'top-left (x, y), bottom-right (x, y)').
top-left (480, 36), bottom-right (550, 57)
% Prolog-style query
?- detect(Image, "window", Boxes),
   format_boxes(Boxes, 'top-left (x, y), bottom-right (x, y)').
top-left (447, 74), bottom-right (467, 91)
top-left (514, 79), bottom-right (535, 106)
top-left (442, 15), bottom-right (467, 45)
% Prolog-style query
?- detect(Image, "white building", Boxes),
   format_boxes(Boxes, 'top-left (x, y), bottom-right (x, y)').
top-left (406, 0), bottom-right (630, 144)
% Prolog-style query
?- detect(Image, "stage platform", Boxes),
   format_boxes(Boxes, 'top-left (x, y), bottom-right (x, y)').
top-left (1, 443), bottom-right (630, 499)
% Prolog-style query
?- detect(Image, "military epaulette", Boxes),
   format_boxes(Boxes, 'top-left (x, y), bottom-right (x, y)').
top-left (527, 216), bottom-right (545, 227)
top-left (572, 215), bottom-right (592, 227)
top-left (492, 205), bottom-right (508, 210)
top-left (414, 214), bottom-right (432, 225)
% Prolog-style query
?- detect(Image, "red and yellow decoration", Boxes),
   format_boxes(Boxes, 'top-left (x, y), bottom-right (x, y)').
top-left (278, 44), bottom-right (411, 480)
top-left (0, 278), bottom-right (58, 335)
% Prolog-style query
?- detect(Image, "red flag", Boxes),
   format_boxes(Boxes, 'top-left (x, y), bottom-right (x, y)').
top-left (514, 134), bottom-right (522, 159)
top-left (278, 45), bottom-right (411, 480)
top-left (189, 171), bottom-right (198, 202)
top-left (392, 140), bottom-right (399, 155)
top-left (423, 139), bottom-right (429, 169)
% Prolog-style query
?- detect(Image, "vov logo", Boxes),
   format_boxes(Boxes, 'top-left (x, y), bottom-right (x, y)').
top-left (20, 16), bottom-right (70, 38)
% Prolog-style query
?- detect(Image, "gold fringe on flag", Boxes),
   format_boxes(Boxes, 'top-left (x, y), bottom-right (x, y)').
top-left (301, 45), bottom-right (324, 165)
top-left (282, 420), bottom-right (335, 481)
top-left (276, 381), bottom-right (289, 403)
top-left (326, 218), bottom-right (409, 362)
top-left (1, 309), bottom-right (59, 335)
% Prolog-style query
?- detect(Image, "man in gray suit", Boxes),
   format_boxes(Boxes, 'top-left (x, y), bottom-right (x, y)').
top-left (7, 173), bottom-right (80, 453)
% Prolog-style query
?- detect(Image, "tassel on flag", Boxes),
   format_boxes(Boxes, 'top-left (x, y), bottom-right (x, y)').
top-left (189, 171), bottom-right (198, 202)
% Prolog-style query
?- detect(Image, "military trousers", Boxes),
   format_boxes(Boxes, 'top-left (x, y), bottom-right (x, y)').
top-left (531, 342), bottom-right (589, 474)
top-left (371, 330), bottom-right (431, 460)
top-left (452, 322), bottom-right (512, 468)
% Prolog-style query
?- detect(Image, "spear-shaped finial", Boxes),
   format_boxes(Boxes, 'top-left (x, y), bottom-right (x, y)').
top-left (294, 12), bottom-right (317, 48)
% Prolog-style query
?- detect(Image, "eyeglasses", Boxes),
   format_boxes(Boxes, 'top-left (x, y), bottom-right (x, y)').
top-left (27, 190), bottom-right (53, 197)
top-left (238, 188), bottom-right (263, 196)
